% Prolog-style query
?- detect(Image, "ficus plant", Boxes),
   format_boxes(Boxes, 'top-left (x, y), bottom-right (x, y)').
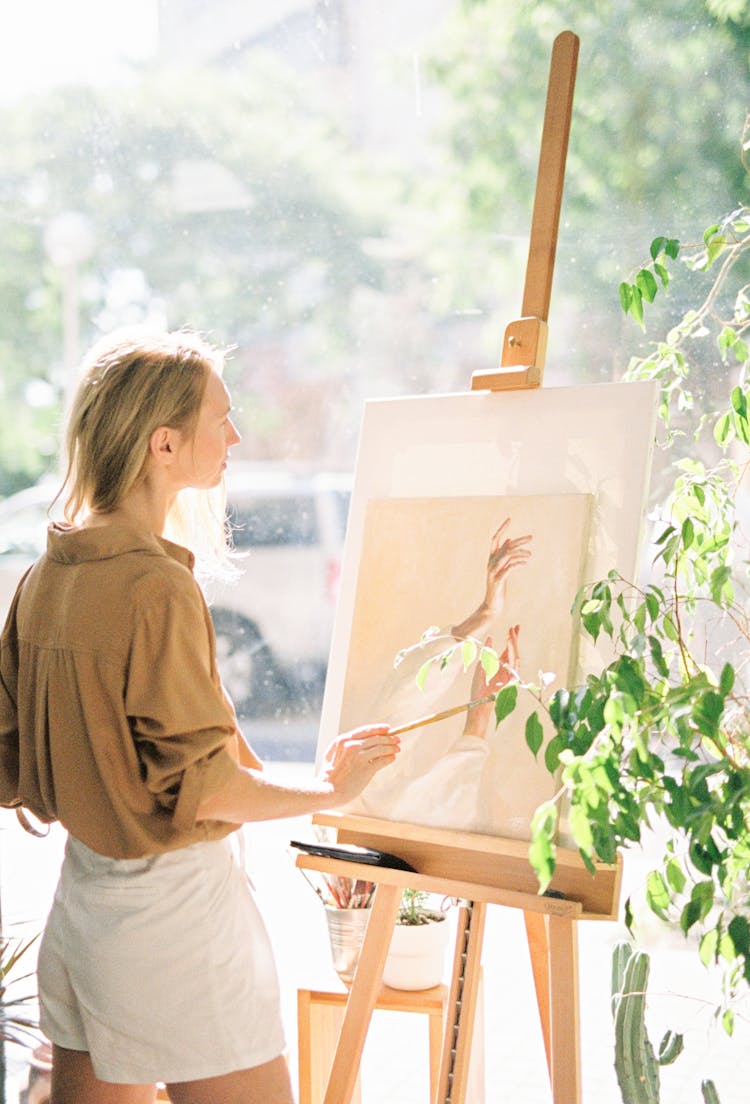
top-left (413, 125), bottom-right (750, 1025)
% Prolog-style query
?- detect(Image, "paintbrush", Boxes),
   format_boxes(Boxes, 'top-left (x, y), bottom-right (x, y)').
top-left (388, 692), bottom-right (496, 737)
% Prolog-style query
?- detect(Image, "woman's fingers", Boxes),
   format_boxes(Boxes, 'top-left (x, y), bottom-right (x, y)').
top-left (327, 726), bottom-right (400, 768)
top-left (490, 517), bottom-right (511, 551)
top-left (490, 538), bottom-right (532, 566)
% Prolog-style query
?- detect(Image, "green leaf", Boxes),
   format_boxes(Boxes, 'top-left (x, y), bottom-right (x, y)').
top-left (662, 614), bottom-right (679, 642)
top-left (544, 734), bottom-right (564, 773)
top-left (646, 870), bottom-right (670, 919)
top-left (714, 412), bottom-right (733, 447)
top-left (569, 803), bottom-right (594, 854)
top-left (710, 565), bottom-right (732, 605)
top-left (664, 238), bottom-right (680, 259)
top-left (680, 899), bottom-right (702, 933)
top-left (654, 261), bottom-right (669, 288)
top-left (654, 524), bottom-right (676, 547)
top-left (720, 662), bottom-right (735, 696)
top-left (728, 914), bottom-right (750, 956)
top-left (645, 592), bottom-right (660, 622)
top-left (731, 385), bottom-right (747, 417)
top-left (494, 683), bottom-right (517, 725)
top-left (529, 802), bottom-right (558, 892)
top-left (665, 857), bottom-right (686, 894)
top-left (480, 647), bottom-right (500, 681)
top-left (650, 235), bottom-right (667, 260)
top-left (706, 236), bottom-right (728, 267)
top-left (525, 712), bottom-right (544, 758)
top-left (416, 660), bottom-right (432, 691)
top-left (719, 326), bottom-right (738, 355)
top-left (681, 516), bottom-right (694, 549)
top-left (630, 285), bottom-right (644, 328)
top-left (636, 268), bottom-right (658, 303)
top-left (722, 1010), bottom-right (735, 1037)
top-left (613, 658), bottom-right (645, 706)
top-left (461, 638), bottom-right (477, 670)
top-left (694, 690), bottom-right (724, 738)
top-left (580, 598), bottom-right (602, 615)
top-left (699, 928), bottom-right (718, 967)
top-left (619, 281), bottom-right (632, 314)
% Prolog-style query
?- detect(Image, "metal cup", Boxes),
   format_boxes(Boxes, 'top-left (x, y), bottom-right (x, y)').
top-left (324, 906), bottom-right (371, 985)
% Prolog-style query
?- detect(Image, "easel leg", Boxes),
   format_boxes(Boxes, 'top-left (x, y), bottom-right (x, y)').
top-left (524, 911), bottom-right (552, 1075)
top-left (548, 915), bottom-right (581, 1104)
top-left (322, 883), bottom-right (401, 1104)
top-left (435, 900), bottom-right (486, 1104)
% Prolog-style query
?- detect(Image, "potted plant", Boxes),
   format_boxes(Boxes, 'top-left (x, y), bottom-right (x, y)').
top-left (382, 889), bottom-right (450, 991)
top-left (0, 932), bottom-right (44, 1104)
top-left (402, 127), bottom-right (750, 1075)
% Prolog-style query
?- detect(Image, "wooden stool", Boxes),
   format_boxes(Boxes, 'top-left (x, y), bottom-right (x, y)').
top-left (298, 979), bottom-right (484, 1104)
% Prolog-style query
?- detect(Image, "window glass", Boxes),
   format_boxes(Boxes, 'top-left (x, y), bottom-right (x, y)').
top-left (1, 0), bottom-right (748, 766)
top-left (229, 497), bottom-right (320, 547)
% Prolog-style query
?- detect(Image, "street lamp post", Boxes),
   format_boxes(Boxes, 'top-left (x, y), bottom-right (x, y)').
top-left (43, 211), bottom-right (95, 405)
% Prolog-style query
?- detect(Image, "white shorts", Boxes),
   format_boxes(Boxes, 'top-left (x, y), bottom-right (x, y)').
top-left (38, 834), bottom-right (286, 1084)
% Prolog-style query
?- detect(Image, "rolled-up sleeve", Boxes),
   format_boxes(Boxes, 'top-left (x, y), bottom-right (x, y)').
top-left (125, 575), bottom-right (244, 830)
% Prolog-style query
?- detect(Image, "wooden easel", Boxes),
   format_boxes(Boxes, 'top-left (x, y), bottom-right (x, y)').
top-left (295, 30), bottom-right (621, 1104)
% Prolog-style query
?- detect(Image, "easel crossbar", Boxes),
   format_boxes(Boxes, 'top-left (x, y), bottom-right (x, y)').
top-left (295, 852), bottom-right (582, 918)
top-left (313, 812), bottom-right (621, 920)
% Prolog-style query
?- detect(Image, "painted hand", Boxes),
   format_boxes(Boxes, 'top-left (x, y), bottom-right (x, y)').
top-left (463, 626), bottom-right (520, 738)
top-left (482, 518), bottom-right (532, 615)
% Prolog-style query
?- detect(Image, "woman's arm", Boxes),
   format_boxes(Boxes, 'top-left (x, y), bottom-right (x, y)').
top-left (195, 723), bottom-right (399, 824)
top-left (462, 625), bottom-right (520, 738)
top-left (451, 518), bottom-right (531, 641)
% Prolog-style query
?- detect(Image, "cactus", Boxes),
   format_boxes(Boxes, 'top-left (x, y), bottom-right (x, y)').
top-left (611, 942), bottom-right (685, 1104)
top-left (611, 942), bottom-right (723, 1104)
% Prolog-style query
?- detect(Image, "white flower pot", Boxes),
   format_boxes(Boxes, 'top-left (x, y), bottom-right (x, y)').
top-left (382, 912), bottom-right (450, 991)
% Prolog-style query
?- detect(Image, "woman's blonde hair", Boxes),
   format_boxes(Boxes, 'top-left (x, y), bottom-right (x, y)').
top-left (60, 328), bottom-right (232, 572)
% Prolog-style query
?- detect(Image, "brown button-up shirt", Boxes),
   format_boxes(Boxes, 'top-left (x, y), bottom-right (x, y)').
top-left (0, 524), bottom-right (261, 858)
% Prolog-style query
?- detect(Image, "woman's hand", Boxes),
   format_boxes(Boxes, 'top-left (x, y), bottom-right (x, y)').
top-left (463, 626), bottom-right (520, 738)
top-left (320, 724), bottom-right (401, 805)
top-left (195, 724), bottom-right (399, 825)
top-left (483, 519), bottom-right (532, 614)
top-left (451, 518), bottom-right (531, 640)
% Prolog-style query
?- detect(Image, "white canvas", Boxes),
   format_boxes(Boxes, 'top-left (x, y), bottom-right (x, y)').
top-left (318, 381), bottom-right (658, 840)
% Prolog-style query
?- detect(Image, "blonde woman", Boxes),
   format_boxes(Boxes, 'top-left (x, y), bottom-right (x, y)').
top-left (0, 329), bottom-right (400, 1104)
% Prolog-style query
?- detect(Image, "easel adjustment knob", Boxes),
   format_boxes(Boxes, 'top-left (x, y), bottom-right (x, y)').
top-left (470, 317), bottom-right (548, 392)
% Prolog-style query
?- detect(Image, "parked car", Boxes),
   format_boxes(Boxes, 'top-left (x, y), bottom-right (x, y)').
top-left (207, 464), bottom-right (351, 718)
top-left (0, 466), bottom-right (351, 721)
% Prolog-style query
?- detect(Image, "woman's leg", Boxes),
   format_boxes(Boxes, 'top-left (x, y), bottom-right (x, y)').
top-left (50, 1045), bottom-right (156, 1104)
top-left (165, 1055), bottom-right (294, 1104)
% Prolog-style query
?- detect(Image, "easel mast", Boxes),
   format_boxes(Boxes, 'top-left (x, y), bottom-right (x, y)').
top-left (471, 29), bottom-right (578, 393)
top-left (295, 30), bottom-right (617, 1104)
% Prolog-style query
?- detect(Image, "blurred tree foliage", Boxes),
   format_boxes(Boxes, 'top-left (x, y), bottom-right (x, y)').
top-left (1, 1), bottom-right (749, 494)
top-left (0, 54), bottom-right (391, 493)
top-left (419, 0), bottom-right (750, 385)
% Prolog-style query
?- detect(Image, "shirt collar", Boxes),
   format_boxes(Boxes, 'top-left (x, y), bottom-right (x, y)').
top-left (46, 523), bottom-right (195, 571)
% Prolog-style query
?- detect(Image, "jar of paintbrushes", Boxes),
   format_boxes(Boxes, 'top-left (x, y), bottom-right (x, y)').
top-left (299, 862), bottom-right (376, 985)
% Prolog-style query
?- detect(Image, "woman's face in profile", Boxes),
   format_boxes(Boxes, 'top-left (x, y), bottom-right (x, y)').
top-left (173, 368), bottom-right (241, 490)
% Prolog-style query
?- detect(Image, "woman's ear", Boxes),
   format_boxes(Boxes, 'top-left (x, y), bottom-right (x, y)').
top-left (149, 425), bottom-right (178, 466)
